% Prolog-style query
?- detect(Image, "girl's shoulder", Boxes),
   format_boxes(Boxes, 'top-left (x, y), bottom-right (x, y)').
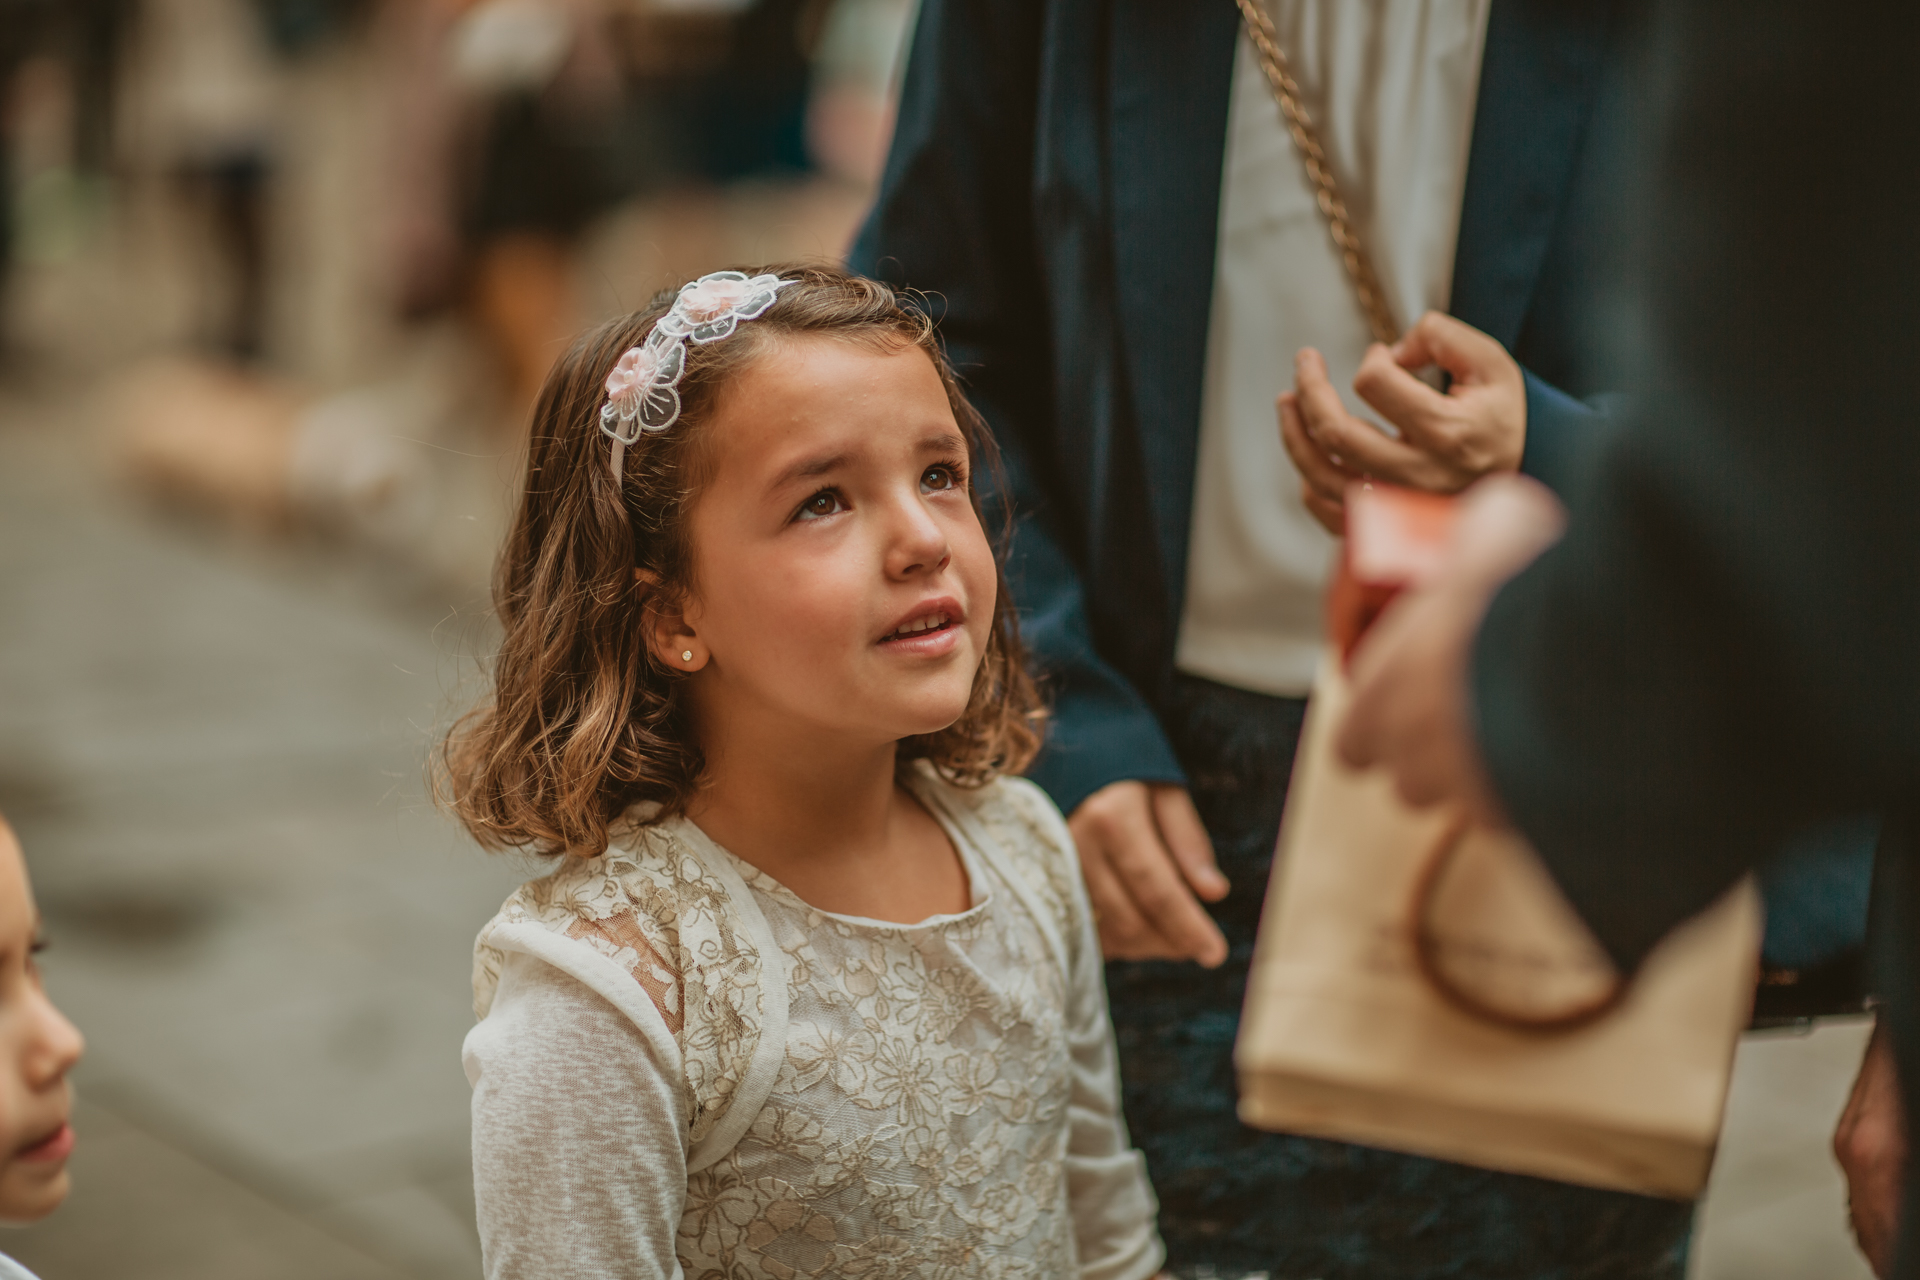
top-left (471, 820), bottom-right (780, 1160)
top-left (473, 821), bottom-right (732, 1009)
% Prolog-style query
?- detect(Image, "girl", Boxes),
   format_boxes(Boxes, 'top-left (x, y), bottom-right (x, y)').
top-left (447, 265), bottom-right (1166, 1279)
top-left (0, 815), bottom-right (87, 1280)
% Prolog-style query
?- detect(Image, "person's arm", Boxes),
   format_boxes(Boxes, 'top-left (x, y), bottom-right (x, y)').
top-left (850, 0), bottom-right (1226, 965)
top-left (1346, 1), bottom-right (1920, 968)
top-left (465, 951), bottom-right (688, 1280)
top-left (850, 0), bottom-right (1177, 814)
top-left (1028, 793), bottom-right (1166, 1280)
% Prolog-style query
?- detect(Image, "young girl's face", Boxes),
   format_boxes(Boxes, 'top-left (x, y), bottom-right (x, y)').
top-left (0, 822), bottom-right (81, 1223)
top-left (677, 336), bottom-right (998, 754)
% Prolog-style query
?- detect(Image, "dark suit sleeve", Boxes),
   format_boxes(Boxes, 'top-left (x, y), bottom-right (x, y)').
top-left (1517, 367), bottom-right (1608, 496)
top-left (1470, 3), bottom-right (1920, 972)
top-left (849, 0), bottom-right (1185, 815)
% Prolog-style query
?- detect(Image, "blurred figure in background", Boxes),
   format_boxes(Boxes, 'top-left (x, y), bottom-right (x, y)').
top-left (443, 0), bottom-right (822, 417)
top-left (0, 0), bottom-right (130, 351)
top-left (105, 0), bottom-right (886, 579)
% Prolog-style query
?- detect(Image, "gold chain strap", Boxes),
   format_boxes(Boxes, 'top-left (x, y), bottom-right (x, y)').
top-left (1232, 0), bottom-right (1399, 346)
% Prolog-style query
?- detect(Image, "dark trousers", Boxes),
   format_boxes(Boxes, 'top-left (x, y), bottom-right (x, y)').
top-left (1105, 674), bottom-right (1695, 1279)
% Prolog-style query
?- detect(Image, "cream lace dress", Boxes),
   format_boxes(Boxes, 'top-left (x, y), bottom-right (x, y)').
top-left (463, 767), bottom-right (1164, 1280)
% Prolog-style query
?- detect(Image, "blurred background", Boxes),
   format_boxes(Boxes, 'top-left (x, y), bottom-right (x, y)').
top-left (0, 1), bottom-right (1880, 1276)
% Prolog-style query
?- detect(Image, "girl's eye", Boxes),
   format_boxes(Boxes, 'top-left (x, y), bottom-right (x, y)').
top-left (921, 465), bottom-right (961, 493)
top-left (796, 489), bottom-right (846, 521)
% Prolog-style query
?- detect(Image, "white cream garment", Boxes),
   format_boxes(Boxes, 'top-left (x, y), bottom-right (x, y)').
top-left (464, 772), bottom-right (1163, 1280)
top-left (1176, 0), bottom-right (1492, 697)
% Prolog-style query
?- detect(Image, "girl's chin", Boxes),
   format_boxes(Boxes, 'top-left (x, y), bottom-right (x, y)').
top-left (885, 703), bottom-right (976, 744)
top-left (0, 1166), bottom-right (71, 1225)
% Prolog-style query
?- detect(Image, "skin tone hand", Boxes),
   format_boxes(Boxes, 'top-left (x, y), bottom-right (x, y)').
top-left (1279, 311), bottom-right (1528, 534)
top-left (1835, 1019), bottom-right (1907, 1277)
top-left (1068, 781), bottom-right (1229, 967)
top-left (1335, 475), bottom-right (1566, 818)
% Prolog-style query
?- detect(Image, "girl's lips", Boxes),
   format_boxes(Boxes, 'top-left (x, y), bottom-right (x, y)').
top-left (17, 1123), bottom-right (72, 1165)
top-left (876, 618), bottom-right (963, 657)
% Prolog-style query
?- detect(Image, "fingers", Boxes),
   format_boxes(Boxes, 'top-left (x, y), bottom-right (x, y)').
top-left (1074, 825), bottom-right (1172, 961)
top-left (1293, 347), bottom-right (1434, 482)
top-left (1336, 480), bottom-right (1558, 816)
top-left (1278, 390), bottom-right (1353, 510)
top-left (1069, 781), bottom-right (1228, 967)
top-left (1355, 318), bottom-right (1529, 481)
top-left (1449, 475), bottom-right (1568, 579)
top-left (1104, 811), bottom-right (1229, 967)
top-left (1835, 1022), bottom-right (1906, 1276)
top-left (1148, 783), bottom-right (1229, 902)
top-left (1352, 343), bottom-right (1456, 457)
top-left (1392, 311), bottom-right (1509, 385)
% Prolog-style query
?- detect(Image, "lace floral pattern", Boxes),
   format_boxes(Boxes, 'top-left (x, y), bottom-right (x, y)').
top-left (472, 771), bottom-right (1096, 1279)
top-left (474, 828), bottom-right (769, 1148)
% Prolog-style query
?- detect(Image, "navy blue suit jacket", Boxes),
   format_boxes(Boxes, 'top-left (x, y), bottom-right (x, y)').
top-left (852, 0), bottom-right (1629, 815)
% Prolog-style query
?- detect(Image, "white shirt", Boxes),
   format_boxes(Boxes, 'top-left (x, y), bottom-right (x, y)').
top-left (1176, 0), bottom-right (1492, 697)
top-left (464, 770), bottom-right (1163, 1280)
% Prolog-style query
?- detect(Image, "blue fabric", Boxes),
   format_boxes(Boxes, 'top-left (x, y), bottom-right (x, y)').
top-left (1520, 370), bottom-right (1611, 498)
top-left (1758, 814), bottom-right (1878, 971)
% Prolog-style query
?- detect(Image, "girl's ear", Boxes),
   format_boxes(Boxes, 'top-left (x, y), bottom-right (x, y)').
top-left (634, 568), bottom-right (707, 672)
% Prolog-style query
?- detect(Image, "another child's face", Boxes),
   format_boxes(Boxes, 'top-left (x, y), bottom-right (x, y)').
top-left (0, 824), bottom-right (82, 1222)
top-left (682, 337), bottom-right (999, 753)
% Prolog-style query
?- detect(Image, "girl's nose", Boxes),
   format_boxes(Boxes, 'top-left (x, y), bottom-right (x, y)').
top-left (24, 989), bottom-right (82, 1090)
top-left (885, 492), bottom-right (952, 579)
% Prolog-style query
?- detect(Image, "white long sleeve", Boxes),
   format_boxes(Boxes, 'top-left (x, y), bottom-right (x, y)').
top-left (464, 950), bottom-right (689, 1280)
top-left (1041, 797), bottom-right (1167, 1280)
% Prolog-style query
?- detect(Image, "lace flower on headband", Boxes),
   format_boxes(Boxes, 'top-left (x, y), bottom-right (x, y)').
top-left (600, 270), bottom-right (795, 477)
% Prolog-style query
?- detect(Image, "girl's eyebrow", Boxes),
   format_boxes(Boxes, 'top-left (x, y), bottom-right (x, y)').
top-left (768, 451), bottom-right (852, 495)
top-left (765, 434), bottom-right (967, 496)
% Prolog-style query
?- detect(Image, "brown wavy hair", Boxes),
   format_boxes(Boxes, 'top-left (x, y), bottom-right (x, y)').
top-left (440, 263), bottom-right (1043, 857)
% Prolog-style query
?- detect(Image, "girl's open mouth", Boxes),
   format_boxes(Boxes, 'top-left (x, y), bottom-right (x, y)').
top-left (880, 610), bottom-right (956, 643)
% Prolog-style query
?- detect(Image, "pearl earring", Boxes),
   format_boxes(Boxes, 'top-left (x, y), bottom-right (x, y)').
top-left (682, 650), bottom-right (693, 663)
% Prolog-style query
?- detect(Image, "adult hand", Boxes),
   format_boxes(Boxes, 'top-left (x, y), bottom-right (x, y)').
top-left (1336, 475), bottom-right (1565, 818)
top-left (1279, 311), bottom-right (1527, 534)
top-left (1068, 781), bottom-right (1229, 967)
top-left (1836, 1019), bottom-right (1907, 1277)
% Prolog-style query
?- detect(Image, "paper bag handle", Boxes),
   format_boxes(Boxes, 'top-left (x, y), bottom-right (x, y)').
top-left (1410, 816), bottom-right (1628, 1033)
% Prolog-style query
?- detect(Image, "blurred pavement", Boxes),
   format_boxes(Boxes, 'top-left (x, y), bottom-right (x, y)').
top-left (0, 390), bottom-right (531, 1279)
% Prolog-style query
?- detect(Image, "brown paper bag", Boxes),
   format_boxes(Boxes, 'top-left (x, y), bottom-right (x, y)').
top-left (1235, 661), bottom-right (1761, 1200)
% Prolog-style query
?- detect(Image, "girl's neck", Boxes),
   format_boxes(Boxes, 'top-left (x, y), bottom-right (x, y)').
top-left (685, 711), bottom-right (968, 922)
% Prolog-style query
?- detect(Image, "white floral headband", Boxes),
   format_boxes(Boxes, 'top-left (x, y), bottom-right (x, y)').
top-left (600, 270), bottom-right (797, 478)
